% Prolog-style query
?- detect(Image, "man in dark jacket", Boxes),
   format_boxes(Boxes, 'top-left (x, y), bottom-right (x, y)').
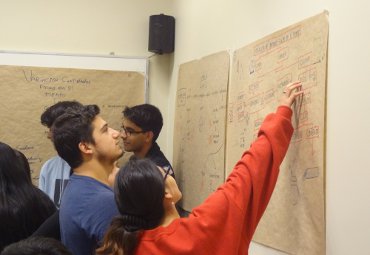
top-left (121, 104), bottom-right (189, 217)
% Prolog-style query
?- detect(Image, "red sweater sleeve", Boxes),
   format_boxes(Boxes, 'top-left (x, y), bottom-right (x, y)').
top-left (236, 105), bottom-right (293, 239)
top-left (138, 106), bottom-right (293, 255)
top-left (192, 105), bottom-right (293, 242)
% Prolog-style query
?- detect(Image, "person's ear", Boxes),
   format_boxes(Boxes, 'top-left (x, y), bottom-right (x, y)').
top-left (146, 131), bottom-right (154, 143)
top-left (78, 142), bottom-right (93, 155)
top-left (164, 187), bottom-right (173, 200)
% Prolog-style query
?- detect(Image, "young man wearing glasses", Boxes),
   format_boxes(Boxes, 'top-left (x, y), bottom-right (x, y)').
top-left (121, 104), bottom-right (189, 217)
top-left (121, 104), bottom-right (174, 178)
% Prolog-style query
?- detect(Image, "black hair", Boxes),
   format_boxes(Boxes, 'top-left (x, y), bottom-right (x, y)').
top-left (115, 159), bottom-right (165, 229)
top-left (0, 142), bottom-right (56, 252)
top-left (52, 105), bottom-right (100, 169)
top-left (1, 236), bottom-right (71, 255)
top-left (0, 143), bottom-right (32, 193)
top-left (122, 104), bottom-right (163, 141)
top-left (14, 149), bottom-right (32, 183)
top-left (97, 158), bottom-right (165, 255)
top-left (40, 101), bottom-right (83, 128)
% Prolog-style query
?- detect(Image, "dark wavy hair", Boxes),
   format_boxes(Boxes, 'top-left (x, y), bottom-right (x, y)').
top-left (52, 105), bottom-right (99, 169)
top-left (122, 104), bottom-right (163, 141)
top-left (41, 101), bottom-right (83, 128)
top-left (0, 142), bottom-right (56, 252)
top-left (97, 158), bottom-right (165, 255)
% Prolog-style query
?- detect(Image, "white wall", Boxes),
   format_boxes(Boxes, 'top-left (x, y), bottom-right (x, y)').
top-left (1, 1), bottom-right (370, 254)
top-left (170, 0), bottom-right (370, 254)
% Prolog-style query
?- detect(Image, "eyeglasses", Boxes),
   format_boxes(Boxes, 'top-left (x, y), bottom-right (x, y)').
top-left (163, 166), bottom-right (172, 180)
top-left (120, 126), bottom-right (146, 137)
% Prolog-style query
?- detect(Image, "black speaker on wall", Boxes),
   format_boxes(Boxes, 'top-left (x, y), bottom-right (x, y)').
top-left (148, 14), bottom-right (175, 54)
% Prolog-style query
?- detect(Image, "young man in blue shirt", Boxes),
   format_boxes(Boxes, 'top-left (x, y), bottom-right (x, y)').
top-left (53, 104), bottom-right (123, 255)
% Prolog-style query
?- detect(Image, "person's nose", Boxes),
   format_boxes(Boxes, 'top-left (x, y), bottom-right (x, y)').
top-left (112, 128), bottom-right (121, 138)
top-left (120, 129), bottom-right (127, 139)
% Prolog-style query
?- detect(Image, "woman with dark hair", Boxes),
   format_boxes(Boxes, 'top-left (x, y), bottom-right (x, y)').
top-left (0, 142), bottom-right (56, 252)
top-left (97, 82), bottom-right (303, 255)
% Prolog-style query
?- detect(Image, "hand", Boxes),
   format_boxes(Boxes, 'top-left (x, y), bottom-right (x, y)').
top-left (280, 81), bottom-right (304, 108)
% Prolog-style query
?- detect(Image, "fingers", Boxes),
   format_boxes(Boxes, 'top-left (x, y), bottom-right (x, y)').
top-left (283, 81), bottom-right (302, 96)
top-left (280, 81), bottom-right (304, 107)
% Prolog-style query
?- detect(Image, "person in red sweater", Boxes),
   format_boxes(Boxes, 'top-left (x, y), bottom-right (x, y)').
top-left (97, 81), bottom-right (303, 255)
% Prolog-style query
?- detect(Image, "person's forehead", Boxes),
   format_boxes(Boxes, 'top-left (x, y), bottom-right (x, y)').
top-left (122, 118), bottom-right (140, 129)
top-left (92, 115), bottom-right (107, 130)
